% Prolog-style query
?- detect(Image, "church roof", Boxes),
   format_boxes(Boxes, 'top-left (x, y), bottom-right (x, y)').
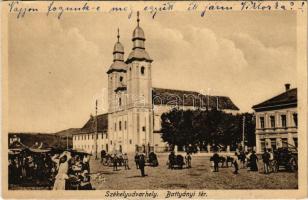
top-left (252, 88), bottom-right (297, 111)
top-left (152, 87), bottom-right (239, 110)
top-left (79, 114), bottom-right (108, 134)
top-left (126, 48), bottom-right (152, 63)
top-left (133, 26), bottom-right (145, 41)
top-left (113, 41), bottom-right (124, 53)
top-left (107, 61), bottom-right (127, 74)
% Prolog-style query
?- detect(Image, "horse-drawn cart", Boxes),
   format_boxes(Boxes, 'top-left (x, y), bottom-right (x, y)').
top-left (272, 147), bottom-right (298, 172)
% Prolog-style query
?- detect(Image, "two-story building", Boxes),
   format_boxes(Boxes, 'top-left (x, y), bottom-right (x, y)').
top-left (252, 84), bottom-right (297, 153)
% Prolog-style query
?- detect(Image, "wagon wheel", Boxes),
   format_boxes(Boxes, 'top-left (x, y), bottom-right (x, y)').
top-left (272, 160), bottom-right (278, 173)
top-left (102, 159), bottom-right (108, 166)
top-left (288, 158), bottom-right (297, 172)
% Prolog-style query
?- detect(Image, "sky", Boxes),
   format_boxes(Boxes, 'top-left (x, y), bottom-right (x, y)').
top-left (8, 11), bottom-right (297, 133)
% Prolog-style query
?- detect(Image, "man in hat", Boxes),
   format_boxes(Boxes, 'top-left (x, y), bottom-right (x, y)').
top-left (212, 151), bottom-right (220, 172)
top-left (138, 153), bottom-right (146, 177)
top-left (134, 153), bottom-right (139, 169)
top-left (123, 153), bottom-right (130, 170)
top-left (112, 154), bottom-right (118, 171)
top-left (262, 148), bottom-right (270, 174)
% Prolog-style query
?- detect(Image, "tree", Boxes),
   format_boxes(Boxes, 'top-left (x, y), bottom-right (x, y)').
top-left (160, 109), bottom-right (255, 151)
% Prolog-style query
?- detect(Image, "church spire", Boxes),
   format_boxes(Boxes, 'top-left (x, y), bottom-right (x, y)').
top-left (137, 11), bottom-right (140, 27)
top-left (126, 12), bottom-right (152, 64)
top-left (132, 11), bottom-right (145, 50)
top-left (113, 28), bottom-right (124, 62)
top-left (107, 29), bottom-right (127, 74)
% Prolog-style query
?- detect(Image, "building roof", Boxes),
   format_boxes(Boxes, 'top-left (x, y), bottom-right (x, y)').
top-left (252, 88), bottom-right (297, 111)
top-left (107, 61), bottom-right (127, 74)
top-left (113, 41), bottom-right (124, 53)
top-left (152, 87), bottom-right (239, 110)
top-left (126, 48), bottom-right (153, 63)
top-left (132, 26), bottom-right (145, 41)
top-left (78, 113), bottom-right (108, 134)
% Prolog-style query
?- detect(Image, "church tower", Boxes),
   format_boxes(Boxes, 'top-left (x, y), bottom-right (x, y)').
top-left (107, 29), bottom-right (128, 152)
top-left (126, 12), bottom-right (154, 152)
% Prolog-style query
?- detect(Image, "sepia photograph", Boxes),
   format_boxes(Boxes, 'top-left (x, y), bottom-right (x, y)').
top-left (1, 0), bottom-right (307, 198)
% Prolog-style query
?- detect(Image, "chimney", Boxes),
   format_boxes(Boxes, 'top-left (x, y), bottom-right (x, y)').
top-left (285, 83), bottom-right (290, 91)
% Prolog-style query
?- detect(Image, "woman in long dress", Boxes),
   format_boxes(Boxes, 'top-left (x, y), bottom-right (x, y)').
top-left (53, 155), bottom-right (69, 190)
top-left (249, 151), bottom-right (259, 171)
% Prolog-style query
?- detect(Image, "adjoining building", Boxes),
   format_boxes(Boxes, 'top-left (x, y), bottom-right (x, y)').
top-left (72, 13), bottom-right (239, 155)
top-left (252, 84), bottom-right (297, 153)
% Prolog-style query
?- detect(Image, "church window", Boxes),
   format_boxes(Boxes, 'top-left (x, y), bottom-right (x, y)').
top-left (119, 121), bottom-right (122, 131)
top-left (129, 139), bottom-right (132, 144)
top-left (141, 66), bottom-right (145, 75)
top-left (88, 134), bottom-right (90, 140)
top-left (119, 98), bottom-right (122, 106)
top-left (110, 140), bottom-right (112, 145)
top-left (142, 126), bottom-right (146, 132)
top-left (101, 134), bottom-right (103, 139)
top-left (120, 76), bottom-right (123, 82)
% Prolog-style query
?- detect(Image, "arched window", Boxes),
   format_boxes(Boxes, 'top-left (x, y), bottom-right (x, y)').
top-left (141, 66), bottom-right (145, 75)
top-left (119, 98), bottom-right (122, 106)
top-left (119, 121), bottom-right (122, 131)
top-left (120, 76), bottom-right (123, 82)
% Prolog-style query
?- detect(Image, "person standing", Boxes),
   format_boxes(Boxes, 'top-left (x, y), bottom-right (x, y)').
top-left (134, 153), bottom-right (139, 169)
top-left (262, 148), bottom-right (270, 174)
top-left (123, 153), bottom-right (130, 170)
top-left (212, 152), bottom-right (220, 172)
top-left (168, 151), bottom-right (175, 169)
top-left (112, 154), bottom-right (118, 171)
top-left (185, 152), bottom-right (192, 168)
top-left (240, 151), bottom-right (246, 169)
top-left (233, 152), bottom-right (240, 174)
top-left (249, 151), bottom-right (259, 171)
top-left (138, 153), bottom-right (146, 177)
top-left (53, 155), bottom-right (69, 190)
top-left (83, 154), bottom-right (90, 173)
top-left (268, 149), bottom-right (274, 172)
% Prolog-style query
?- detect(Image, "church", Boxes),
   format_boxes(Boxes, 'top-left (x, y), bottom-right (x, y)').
top-left (72, 13), bottom-right (239, 155)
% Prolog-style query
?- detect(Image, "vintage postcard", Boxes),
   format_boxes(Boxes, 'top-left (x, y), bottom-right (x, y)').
top-left (1, 0), bottom-right (307, 199)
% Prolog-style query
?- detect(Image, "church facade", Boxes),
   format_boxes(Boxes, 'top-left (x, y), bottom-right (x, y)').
top-left (72, 13), bottom-right (239, 155)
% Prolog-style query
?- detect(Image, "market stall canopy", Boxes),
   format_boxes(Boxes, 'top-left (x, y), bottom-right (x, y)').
top-left (9, 140), bottom-right (28, 151)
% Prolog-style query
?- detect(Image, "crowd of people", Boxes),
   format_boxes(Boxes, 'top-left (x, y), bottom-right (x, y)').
top-left (8, 150), bottom-right (93, 190)
top-left (51, 151), bottom-right (92, 190)
top-left (100, 150), bottom-right (151, 177)
top-left (210, 148), bottom-right (276, 174)
top-left (9, 151), bottom-right (54, 186)
top-left (10, 145), bottom-right (295, 190)
top-left (167, 151), bottom-right (192, 169)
